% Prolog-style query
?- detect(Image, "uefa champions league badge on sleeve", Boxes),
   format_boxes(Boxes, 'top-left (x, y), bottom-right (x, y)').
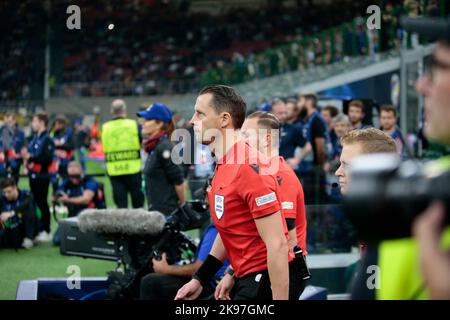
top-left (215, 194), bottom-right (224, 219)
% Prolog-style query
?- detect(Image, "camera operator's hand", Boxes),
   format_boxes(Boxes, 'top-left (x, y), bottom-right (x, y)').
top-left (174, 278), bottom-right (203, 300)
top-left (0, 212), bottom-right (14, 225)
top-left (214, 273), bottom-right (234, 300)
top-left (55, 192), bottom-right (70, 203)
top-left (413, 201), bottom-right (450, 299)
top-left (152, 253), bottom-right (170, 275)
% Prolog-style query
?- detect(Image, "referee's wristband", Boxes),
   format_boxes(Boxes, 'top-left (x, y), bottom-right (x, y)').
top-left (193, 254), bottom-right (223, 287)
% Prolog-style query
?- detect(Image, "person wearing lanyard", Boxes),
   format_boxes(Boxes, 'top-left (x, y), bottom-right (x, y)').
top-left (50, 115), bottom-right (75, 191)
top-left (0, 112), bottom-right (25, 182)
top-left (137, 103), bottom-right (186, 215)
top-left (20, 112), bottom-right (57, 243)
top-left (175, 85), bottom-right (292, 300)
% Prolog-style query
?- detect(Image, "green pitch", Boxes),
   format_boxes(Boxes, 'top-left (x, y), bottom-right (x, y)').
top-left (0, 159), bottom-right (199, 300)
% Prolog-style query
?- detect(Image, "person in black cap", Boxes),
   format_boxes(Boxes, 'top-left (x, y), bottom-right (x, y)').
top-left (137, 103), bottom-right (186, 215)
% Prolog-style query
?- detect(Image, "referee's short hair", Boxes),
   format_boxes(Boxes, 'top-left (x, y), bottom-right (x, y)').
top-left (199, 85), bottom-right (247, 129)
top-left (247, 111), bottom-right (280, 130)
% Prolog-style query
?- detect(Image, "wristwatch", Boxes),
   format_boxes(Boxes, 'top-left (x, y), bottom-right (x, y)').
top-left (227, 267), bottom-right (234, 277)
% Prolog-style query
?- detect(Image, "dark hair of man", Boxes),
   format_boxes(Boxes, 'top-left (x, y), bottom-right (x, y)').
top-left (304, 94), bottom-right (318, 108)
top-left (1, 177), bottom-right (17, 189)
top-left (199, 85), bottom-right (247, 129)
top-left (34, 112), bottom-right (49, 127)
top-left (323, 105), bottom-right (339, 118)
top-left (380, 104), bottom-right (397, 117)
top-left (348, 100), bottom-right (365, 111)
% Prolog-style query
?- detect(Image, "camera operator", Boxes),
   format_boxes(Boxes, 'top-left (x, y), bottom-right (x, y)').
top-left (347, 17), bottom-right (450, 301)
top-left (140, 223), bottom-right (228, 300)
top-left (52, 161), bottom-right (105, 245)
top-left (400, 17), bottom-right (450, 300)
top-left (175, 85), bottom-right (291, 301)
top-left (0, 178), bottom-right (38, 250)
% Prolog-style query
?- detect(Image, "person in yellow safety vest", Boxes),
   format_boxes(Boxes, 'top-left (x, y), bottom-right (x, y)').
top-left (101, 99), bottom-right (144, 208)
top-left (350, 16), bottom-right (450, 300)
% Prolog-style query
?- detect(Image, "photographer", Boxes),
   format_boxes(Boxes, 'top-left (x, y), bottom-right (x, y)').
top-left (345, 17), bottom-right (450, 299)
top-left (52, 161), bottom-right (105, 245)
top-left (0, 178), bottom-right (38, 250)
top-left (402, 17), bottom-right (450, 300)
top-left (140, 223), bottom-right (228, 300)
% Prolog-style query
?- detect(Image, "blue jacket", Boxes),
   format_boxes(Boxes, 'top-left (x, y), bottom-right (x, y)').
top-left (0, 125), bottom-right (25, 175)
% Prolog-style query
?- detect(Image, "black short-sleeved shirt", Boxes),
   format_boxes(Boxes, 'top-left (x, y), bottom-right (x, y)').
top-left (143, 136), bottom-right (184, 215)
top-left (279, 122), bottom-right (306, 160)
top-left (305, 112), bottom-right (327, 165)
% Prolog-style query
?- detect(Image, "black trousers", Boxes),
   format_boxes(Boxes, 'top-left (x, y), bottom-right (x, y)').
top-left (0, 212), bottom-right (38, 249)
top-left (29, 177), bottom-right (51, 233)
top-left (231, 261), bottom-right (306, 300)
top-left (109, 173), bottom-right (144, 208)
top-left (139, 273), bottom-right (215, 300)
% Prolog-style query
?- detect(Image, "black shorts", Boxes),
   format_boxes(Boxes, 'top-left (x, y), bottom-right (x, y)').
top-left (230, 261), bottom-right (306, 300)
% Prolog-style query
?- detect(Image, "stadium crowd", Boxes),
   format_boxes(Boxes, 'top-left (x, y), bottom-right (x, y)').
top-left (1, 0), bottom-right (405, 99)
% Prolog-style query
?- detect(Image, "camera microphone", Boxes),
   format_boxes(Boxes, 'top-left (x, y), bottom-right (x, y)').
top-left (78, 208), bottom-right (166, 236)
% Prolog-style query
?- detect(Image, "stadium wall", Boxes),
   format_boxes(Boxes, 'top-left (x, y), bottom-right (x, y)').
top-left (46, 95), bottom-right (198, 121)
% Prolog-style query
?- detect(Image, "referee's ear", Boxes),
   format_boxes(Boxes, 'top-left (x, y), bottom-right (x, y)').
top-left (219, 112), bottom-right (233, 129)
